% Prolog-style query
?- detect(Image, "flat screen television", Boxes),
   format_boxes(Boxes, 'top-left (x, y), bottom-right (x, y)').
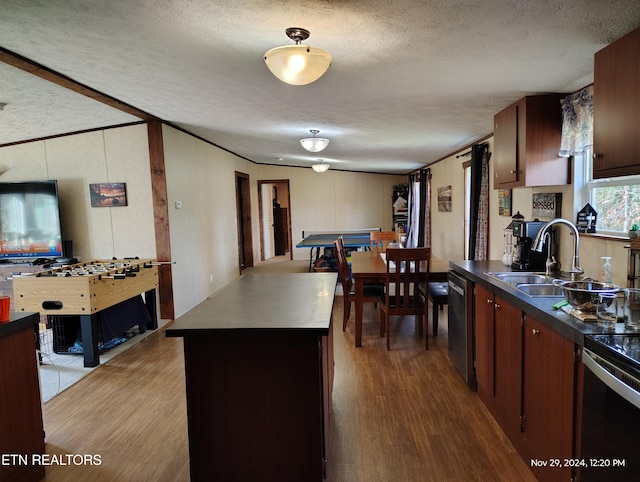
top-left (0, 181), bottom-right (64, 260)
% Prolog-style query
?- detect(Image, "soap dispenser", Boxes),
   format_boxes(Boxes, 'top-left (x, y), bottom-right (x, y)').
top-left (601, 256), bottom-right (612, 284)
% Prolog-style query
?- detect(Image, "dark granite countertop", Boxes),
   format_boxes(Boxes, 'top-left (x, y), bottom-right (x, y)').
top-left (0, 311), bottom-right (40, 339)
top-left (449, 259), bottom-right (634, 346)
top-left (166, 272), bottom-right (338, 337)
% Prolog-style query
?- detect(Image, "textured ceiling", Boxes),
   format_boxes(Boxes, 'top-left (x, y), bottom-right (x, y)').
top-left (1, 0), bottom-right (639, 174)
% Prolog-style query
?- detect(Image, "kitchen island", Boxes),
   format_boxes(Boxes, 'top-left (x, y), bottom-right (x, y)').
top-left (0, 312), bottom-right (45, 482)
top-left (166, 272), bottom-right (337, 482)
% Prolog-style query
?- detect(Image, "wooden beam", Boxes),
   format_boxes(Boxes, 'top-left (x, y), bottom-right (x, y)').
top-left (147, 121), bottom-right (175, 320)
top-left (0, 46), bottom-right (159, 121)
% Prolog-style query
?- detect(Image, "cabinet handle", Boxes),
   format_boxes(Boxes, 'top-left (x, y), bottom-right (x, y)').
top-left (486, 298), bottom-right (493, 304)
top-left (532, 329), bottom-right (540, 335)
top-left (510, 170), bottom-right (516, 174)
top-left (495, 303), bottom-right (501, 309)
top-left (593, 153), bottom-right (603, 159)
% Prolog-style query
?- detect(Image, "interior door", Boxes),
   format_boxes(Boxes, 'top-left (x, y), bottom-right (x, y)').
top-left (235, 171), bottom-right (253, 272)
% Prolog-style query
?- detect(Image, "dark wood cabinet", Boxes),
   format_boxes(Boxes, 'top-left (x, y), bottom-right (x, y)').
top-left (493, 295), bottom-right (524, 446)
top-left (593, 27), bottom-right (640, 178)
top-left (523, 315), bottom-right (576, 482)
top-left (474, 284), bottom-right (495, 409)
top-left (474, 285), bottom-right (523, 447)
top-left (0, 312), bottom-right (45, 482)
top-left (493, 94), bottom-right (568, 189)
top-left (474, 283), bottom-right (578, 481)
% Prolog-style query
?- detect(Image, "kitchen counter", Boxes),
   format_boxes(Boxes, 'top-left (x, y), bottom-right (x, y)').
top-left (0, 311), bottom-right (40, 339)
top-left (449, 259), bottom-right (634, 345)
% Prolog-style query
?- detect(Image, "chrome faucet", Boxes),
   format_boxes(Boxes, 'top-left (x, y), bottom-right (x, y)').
top-left (532, 218), bottom-right (583, 281)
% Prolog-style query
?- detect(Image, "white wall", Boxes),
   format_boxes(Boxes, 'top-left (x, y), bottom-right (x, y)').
top-left (254, 165), bottom-right (405, 260)
top-left (0, 124), bottom-right (156, 261)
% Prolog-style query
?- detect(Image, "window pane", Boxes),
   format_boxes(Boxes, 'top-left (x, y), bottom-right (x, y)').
top-left (592, 185), bottom-right (640, 232)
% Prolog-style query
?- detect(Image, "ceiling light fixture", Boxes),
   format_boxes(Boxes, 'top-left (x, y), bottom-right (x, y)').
top-left (264, 28), bottom-right (332, 86)
top-left (300, 129), bottom-right (330, 152)
top-left (312, 160), bottom-right (330, 173)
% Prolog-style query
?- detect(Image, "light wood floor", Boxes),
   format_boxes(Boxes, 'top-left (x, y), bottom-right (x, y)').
top-left (41, 294), bottom-right (537, 481)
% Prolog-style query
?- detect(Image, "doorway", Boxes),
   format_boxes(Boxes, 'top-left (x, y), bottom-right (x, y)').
top-left (258, 179), bottom-right (292, 261)
top-left (235, 171), bottom-right (253, 273)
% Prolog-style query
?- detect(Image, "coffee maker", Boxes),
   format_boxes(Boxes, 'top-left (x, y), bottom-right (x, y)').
top-left (511, 220), bottom-right (556, 271)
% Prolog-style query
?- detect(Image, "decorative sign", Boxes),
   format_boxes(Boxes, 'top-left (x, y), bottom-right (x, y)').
top-left (576, 203), bottom-right (597, 233)
top-left (498, 189), bottom-right (511, 216)
top-left (532, 193), bottom-right (561, 219)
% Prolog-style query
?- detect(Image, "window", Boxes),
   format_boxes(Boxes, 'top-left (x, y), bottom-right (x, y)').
top-left (583, 145), bottom-right (640, 235)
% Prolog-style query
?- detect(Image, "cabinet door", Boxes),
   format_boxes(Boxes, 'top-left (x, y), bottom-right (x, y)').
top-left (494, 103), bottom-right (519, 186)
top-left (493, 295), bottom-right (523, 445)
top-left (593, 27), bottom-right (640, 178)
top-left (474, 284), bottom-right (495, 408)
top-left (523, 316), bottom-right (575, 482)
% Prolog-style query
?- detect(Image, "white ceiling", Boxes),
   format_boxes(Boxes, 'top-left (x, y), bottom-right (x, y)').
top-left (1, 1), bottom-right (639, 174)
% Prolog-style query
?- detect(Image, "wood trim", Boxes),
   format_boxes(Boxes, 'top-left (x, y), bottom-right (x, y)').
top-left (147, 121), bottom-right (174, 320)
top-left (0, 46), bottom-right (159, 121)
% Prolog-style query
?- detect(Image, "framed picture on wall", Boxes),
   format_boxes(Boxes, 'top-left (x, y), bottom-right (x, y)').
top-left (89, 182), bottom-right (128, 207)
top-left (437, 185), bottom-right (452, 212)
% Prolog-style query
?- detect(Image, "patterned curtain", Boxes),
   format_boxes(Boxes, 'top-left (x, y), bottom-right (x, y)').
top-left (468, 143), bottom-right (490, 260)
top-left (423, 170), bottom-right (432, 248)
top-left (559, 85), bottom-right (593, 157)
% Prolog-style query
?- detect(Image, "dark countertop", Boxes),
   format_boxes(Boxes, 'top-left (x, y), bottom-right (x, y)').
top-left (449, 259), bottom-right (634, 346)
top-left (166, 272), bottom-right (338, 337)
top-left (0, 311), bottom-right (40, 339)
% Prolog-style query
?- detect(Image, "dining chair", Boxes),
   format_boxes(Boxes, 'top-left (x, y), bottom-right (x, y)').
top-left (378, 247), bottom-right (431, 350)
top-left (334, 238), bottom-right (384, 332)
top-left (370, 231), bottom-right (399, 253)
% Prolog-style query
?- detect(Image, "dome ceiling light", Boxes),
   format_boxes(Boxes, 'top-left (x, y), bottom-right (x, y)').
top-left (264, 28), bottom-right (332, 86)
top-left (300, 129), bottom-right (330, 153)
top-left (312, 159), bottom-right (330, 173)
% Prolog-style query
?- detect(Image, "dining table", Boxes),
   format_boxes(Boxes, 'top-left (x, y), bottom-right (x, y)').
top-left (349, 250), bottom-right (449, 347)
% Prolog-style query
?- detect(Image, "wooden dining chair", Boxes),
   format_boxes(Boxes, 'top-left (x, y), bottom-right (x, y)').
top-left (370, 231), bottom-right (399, 253)
top-left (334, 238), bottom-right (384, 332)
top-left (378, 247), bottom-right (430, 350)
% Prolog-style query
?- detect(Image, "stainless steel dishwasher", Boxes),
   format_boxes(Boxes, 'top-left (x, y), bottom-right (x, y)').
top-left (447, 270), bottom-right (475, 389)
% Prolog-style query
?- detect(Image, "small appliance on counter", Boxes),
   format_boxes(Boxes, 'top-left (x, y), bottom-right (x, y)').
top-left (511, 218), bottom-right (556, 271)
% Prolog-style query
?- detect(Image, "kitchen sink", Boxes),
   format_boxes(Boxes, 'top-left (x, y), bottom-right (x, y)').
top-left (485, 272), bottom-right (556, 285)
top-left (515, 283), bottom-right (565, 297)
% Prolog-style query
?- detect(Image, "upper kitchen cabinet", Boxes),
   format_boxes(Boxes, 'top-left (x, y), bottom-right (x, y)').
top-left (493, 94), bottom-right (568, 189)
top-left (593, 27), bottom-right (640, 178)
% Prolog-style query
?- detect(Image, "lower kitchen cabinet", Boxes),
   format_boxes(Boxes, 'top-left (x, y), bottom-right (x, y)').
top-left (474, 285), bottom-right (523, 448)
top-left (474, 283), bottom-right (578, 482)
top-left (523, 315), bottom-right (576, 482)
top-left (474, 284), bottom-right (495, 408)
top-left (494, 294), bottom-right (524, 447)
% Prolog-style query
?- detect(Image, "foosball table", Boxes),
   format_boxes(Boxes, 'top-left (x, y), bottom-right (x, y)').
top-left (12, 258), bottom-right (160, 367)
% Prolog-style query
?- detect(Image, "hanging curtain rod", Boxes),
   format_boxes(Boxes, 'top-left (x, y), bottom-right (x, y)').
top-left (456, 142), bottom-right (489, 158)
